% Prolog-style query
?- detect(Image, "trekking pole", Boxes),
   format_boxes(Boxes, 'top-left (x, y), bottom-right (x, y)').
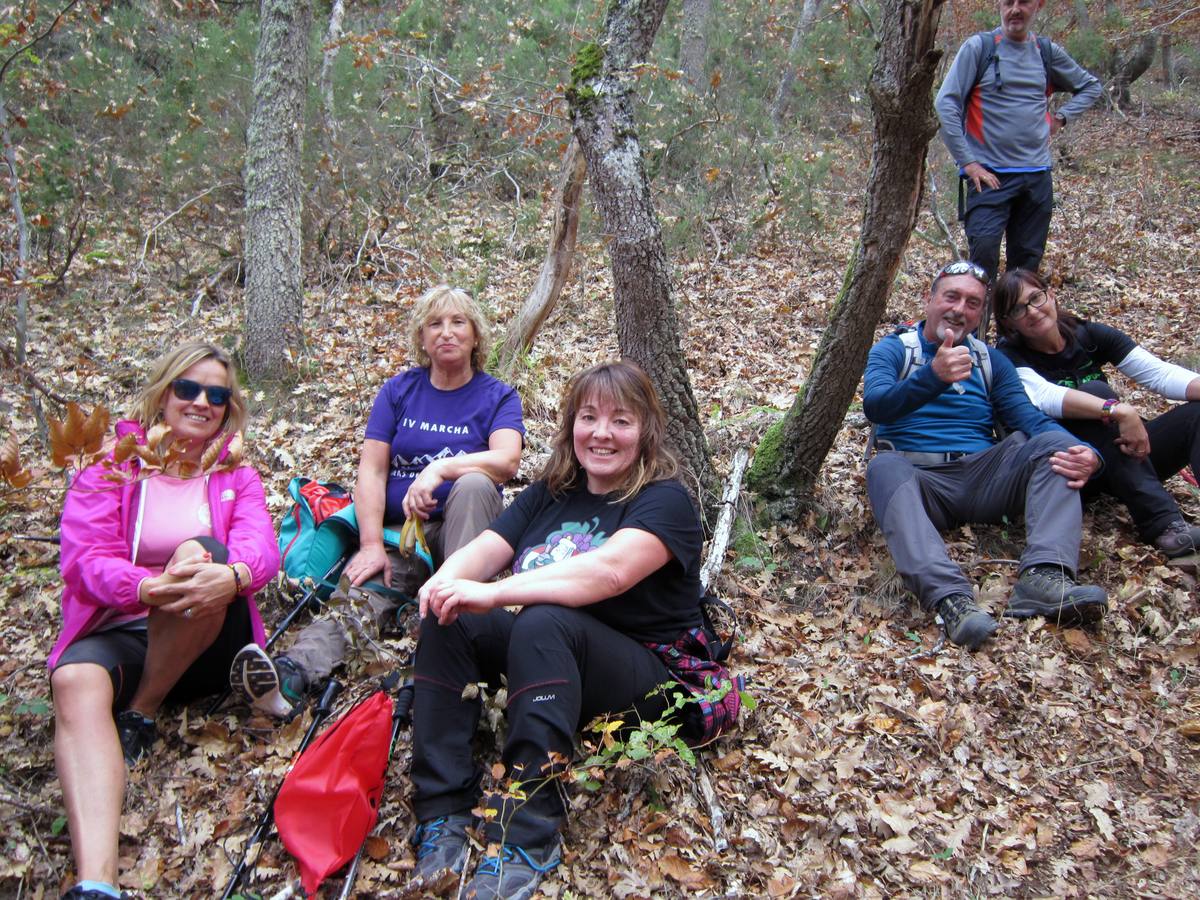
top-left (206, 554), bottom-right (348, 717)
top-left (336, 673), bottom-right (416, 900)
top-left (13, 533), bottom-right (61, 544)
top-left (221, 678), bottom-right (343, 900)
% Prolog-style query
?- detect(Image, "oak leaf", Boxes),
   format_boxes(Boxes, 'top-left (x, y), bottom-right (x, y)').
top-left (48, 402), bottom-right (110, 469)
top-left (0, 432), bottom-right (33, 488)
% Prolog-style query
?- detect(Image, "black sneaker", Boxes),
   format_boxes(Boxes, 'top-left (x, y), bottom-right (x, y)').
top-left (412, 814), bottom-right (474, 883)
top-left (935, 593), bottom-right (998, 650)
top-left (229, 644), bottom-right (308, 718)
top-left (1154, 520), bottom-right (1200, 558)
top-left (465, 839), bottom-right (561, 900)
top-left (115, 709), bottom-right (156, 767)
top-left (1004, 564), bottom-right (1107, 626)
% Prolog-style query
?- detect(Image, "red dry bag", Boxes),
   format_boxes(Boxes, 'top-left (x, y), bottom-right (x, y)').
top-left (274, 690), bottom-right (394, 897)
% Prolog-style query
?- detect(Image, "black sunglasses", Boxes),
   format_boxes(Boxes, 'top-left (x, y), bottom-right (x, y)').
top-left (171, 378), bottom-right (231, 407)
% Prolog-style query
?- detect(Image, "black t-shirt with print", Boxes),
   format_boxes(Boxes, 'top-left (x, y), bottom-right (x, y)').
top-left (489, 478), bottom-right (703, 644)
top-left (997, 321), bottom-right (1136, 389)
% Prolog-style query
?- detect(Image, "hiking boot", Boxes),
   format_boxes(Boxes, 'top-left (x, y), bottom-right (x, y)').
top-left (1004, 564), bottom-right (1107, 626)
top-left (935, 593), bottom-right (998, 650)
top-left (229, 644), bottom-right (308, 718)
top-left (411, 814), bottom-right (474, 883)
top-left (115, 709), bottom-right (156, 767)
top-left (465, 839), bottom-right (561, 900)
top-left (1154, 520), bottom-right (1200, 558)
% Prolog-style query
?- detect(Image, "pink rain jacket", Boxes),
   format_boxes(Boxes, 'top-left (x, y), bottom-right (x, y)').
top-left (48, 420), bottom-right (280, 669)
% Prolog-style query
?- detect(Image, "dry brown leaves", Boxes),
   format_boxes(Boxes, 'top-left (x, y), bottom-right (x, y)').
top-left (1, 108), bottom-right (1199, 897)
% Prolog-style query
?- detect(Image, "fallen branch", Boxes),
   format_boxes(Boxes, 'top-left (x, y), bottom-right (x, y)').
top-left (190, 259), bottom-right (242, 316)
top-left (137, 182), bottom-right (239, 269)
top-left (693, 449), bottom-right (750, 853)
top-left (700, 448), bottom-right (749, 592)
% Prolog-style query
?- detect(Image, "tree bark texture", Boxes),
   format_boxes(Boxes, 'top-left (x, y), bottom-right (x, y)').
top-left (243, 0), bottom-right (311, 381)
top-left (318, 0), bottom-right (346, 144)
top-left (498, 139), bottom-right (587, 372)
top-left (772, 0), bottom-right (824, 126)
top-left (1160, 33), bottom-right (1174, 87)
top-left (567, 0), bottom-right (716, 508)
top-left (679, 0), bottom-right (713, 87)
top-left (749, 0), bottom-right (946, 507)
top-left (1111, 33), bottom-right (1158, 109)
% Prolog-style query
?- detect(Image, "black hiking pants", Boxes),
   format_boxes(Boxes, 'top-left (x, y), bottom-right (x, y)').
top-left (410, 605), bottom-right (672, 848)
top-left (1060, 381), bottom-right (1200, 542)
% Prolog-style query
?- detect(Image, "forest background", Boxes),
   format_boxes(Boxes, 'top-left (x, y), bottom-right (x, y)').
top-left (1, 0), bottom-right (1199, 896)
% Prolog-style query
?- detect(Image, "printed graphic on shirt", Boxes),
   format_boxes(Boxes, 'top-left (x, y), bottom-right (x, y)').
top-left (389, 445), bottom-right (470, 479)
top-left (514, 517), bottom-right (608, 573)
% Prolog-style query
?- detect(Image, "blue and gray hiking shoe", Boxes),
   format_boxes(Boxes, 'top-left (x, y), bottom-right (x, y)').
top-left (1004, 564), bottom-right (1107, 627)
top-left (935, 593), bottom-right (997, 651)
top-left (229, 644), bottom-right (308, 718)
top-left (412, 814), bottom-right (474, 883)
top-left (465, 839), bottom-right (561, 900)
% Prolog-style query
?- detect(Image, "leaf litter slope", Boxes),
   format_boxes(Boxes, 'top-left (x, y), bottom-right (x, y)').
top-left (1, 110), bottom-right (1198, 897)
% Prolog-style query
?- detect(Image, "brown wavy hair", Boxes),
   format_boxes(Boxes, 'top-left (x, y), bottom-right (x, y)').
top-left (993, 268), bottom-right (1082, 346)
top-left (132, 341), bottom-right (247, 446)
top-left (541, 360), bottom-right (678, 502)
top-left (408, 284), bottom-right (491, 371)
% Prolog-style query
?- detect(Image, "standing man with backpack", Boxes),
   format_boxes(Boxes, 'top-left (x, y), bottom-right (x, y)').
top-left (936, 1), bottom-right (1101, 284)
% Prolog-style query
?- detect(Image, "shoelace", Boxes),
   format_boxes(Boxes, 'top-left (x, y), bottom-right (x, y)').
top-left (416, 818), bottom-right (448, 858)
top-left (940, 594), bottom-right (977, 621)
top-left (478, 844), bottom-right (559, 875)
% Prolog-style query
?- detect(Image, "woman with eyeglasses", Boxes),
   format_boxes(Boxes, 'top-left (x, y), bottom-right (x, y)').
top-left (49, 341), bottom-right (279, 900)
top-left (993, 269), bottom-right (1200, 558)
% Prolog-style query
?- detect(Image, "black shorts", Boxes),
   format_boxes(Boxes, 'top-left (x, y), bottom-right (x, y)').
top-left (52, 536), bottom-right (252, 710)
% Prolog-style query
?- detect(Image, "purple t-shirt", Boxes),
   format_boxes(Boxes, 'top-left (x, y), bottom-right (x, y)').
top-left (364, 367), bottom-right (524, 521)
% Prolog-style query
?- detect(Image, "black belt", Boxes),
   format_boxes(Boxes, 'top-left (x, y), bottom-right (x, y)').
top-left (899, 450), bottom-right (967, 466)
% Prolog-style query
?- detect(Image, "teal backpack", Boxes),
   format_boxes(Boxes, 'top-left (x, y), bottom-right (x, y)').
top-left (277, 477), bottom-right (431, 601)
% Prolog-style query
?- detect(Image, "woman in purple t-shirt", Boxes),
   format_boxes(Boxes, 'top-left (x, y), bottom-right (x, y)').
top-left (230, 286), bottom-right (524, 715)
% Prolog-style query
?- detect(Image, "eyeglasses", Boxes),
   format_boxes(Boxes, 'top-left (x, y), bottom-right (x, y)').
top-left (935, 260), bottom-right (990, 286)
top-left (1004, 290), bottom-right (1049, 321)
top-left (171, 378), bottom-right (231, 407)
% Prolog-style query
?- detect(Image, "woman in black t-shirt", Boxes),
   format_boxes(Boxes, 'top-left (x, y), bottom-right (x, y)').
top-left (993, 269), bottom-right (1200, 557)
top-left (405, 361), bottom-right (711, 897)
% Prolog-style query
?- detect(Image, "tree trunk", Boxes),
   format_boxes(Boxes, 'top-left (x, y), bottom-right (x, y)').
top-left (679, 0), bottom-right (713, 88)
top-left (771, 0), bottom-right (824, 127)
top-left (748, 0), bottom-right (946, 511)
top-left (1111, 32), bottom-right (1158, 109)
top-left (318, 0), bottom-right (346, 144)
top-left (243, 0), bottom-right (311, 381)
top-left (1160, 33), bottom-right (1174, 87)
top-left (498, 139), bottom-right (587, 372)
top-left (567, 0), bottom-right (716, 508)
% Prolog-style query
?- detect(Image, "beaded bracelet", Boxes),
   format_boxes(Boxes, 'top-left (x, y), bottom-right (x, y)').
top-left (1099, 398), bottom-right (1119, 426)
top-left (229, 563), bottom-right (243, 594)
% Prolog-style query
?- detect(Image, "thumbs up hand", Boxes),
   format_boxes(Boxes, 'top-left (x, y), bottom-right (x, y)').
top-left (931, 327), bottom-right (973, 386)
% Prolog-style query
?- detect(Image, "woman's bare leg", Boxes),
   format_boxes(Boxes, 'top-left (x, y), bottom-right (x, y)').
top-left (52, 663), bottom-right (124, 886)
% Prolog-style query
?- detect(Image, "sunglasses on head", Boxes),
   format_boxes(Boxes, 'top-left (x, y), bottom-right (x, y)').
top-left (171, 378), bottom-right (231, 407)
top-left (935, 260), bottom-right (990, 286)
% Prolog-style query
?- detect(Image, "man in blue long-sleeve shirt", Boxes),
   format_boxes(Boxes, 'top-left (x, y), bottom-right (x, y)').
top-left (864, 261), bottom-right (1107, 649)
top-left (935, 1), bottom-right (1101, 281)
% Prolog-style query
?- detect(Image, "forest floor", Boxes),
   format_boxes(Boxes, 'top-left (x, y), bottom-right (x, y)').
top-left (2, 101), bottom-right (1199, 898)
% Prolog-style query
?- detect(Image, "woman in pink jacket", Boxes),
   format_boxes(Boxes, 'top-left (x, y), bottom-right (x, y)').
top-left (50, 341), bottom-right (279, 900)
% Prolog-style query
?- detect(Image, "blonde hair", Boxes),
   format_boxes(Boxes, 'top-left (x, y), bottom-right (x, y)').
top-left (540, 360), bottom-right (678, 502)
top-left (408, 284), bottom-right (491, 371)
top-left (132, 341), bottom-right (246, 446)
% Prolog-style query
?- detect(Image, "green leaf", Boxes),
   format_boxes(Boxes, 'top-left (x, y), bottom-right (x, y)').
top-left (739, 691), bottom-right (757, 711)
top-left (932, 847), bottom-right (954, 860)
top-left (905, 631), bottom-right (922, 642)
top-left (50, 815), bottom-right (68, 836)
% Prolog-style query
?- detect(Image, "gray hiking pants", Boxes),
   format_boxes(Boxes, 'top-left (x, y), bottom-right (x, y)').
top-left (866, 431), bottom-right (1085, 610)
top-left (282, 472), bottom-right (502, 680)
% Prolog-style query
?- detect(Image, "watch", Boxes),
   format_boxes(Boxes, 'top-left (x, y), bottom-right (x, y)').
top-left (1054, 113), bottom-right (1067, 127)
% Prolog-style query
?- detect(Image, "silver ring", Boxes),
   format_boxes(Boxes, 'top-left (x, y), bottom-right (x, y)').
top-left (184, 608), bottom-right (194, 619)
